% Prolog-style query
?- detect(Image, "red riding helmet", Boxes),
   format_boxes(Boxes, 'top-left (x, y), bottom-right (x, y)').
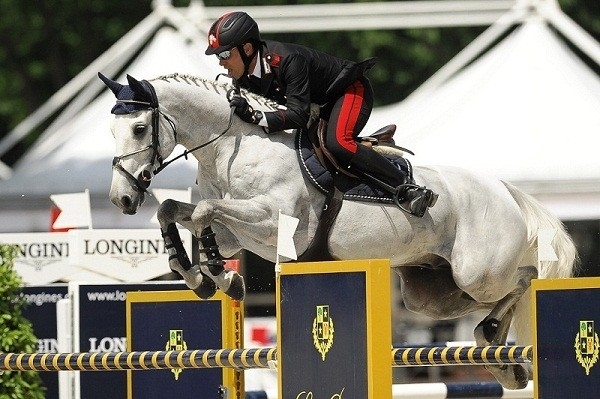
top-left (205, 12), bottom-right (261, 56)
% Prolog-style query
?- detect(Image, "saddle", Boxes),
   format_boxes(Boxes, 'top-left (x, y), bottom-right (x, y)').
top-left (295, 118), bottom-right (414, 261)
top-left (296, 119), bottom-right (414, 203)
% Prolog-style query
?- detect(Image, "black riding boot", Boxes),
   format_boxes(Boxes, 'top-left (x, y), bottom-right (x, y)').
top-left (349, 145), bottom-right (438, 217)
top-left (398, 184), bottom-right (439, 218)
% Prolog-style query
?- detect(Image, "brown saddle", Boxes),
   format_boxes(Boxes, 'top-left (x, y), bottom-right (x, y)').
top-left (310, 119), bottom-right (400, 178)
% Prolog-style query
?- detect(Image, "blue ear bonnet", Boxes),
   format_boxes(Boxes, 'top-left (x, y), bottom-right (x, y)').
top-left (110, 84), bottom-right (151, 115)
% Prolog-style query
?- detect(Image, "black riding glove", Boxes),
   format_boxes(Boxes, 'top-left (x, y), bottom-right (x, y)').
top-left (228, 91), bottom-right (261, 124)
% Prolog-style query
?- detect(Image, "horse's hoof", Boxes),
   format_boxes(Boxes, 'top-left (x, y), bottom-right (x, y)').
top-left (223, 272), bottom-right (245, 301)
top-left (170, 263), bottom-right (204, 289)
top-left (200, 265), bottom-right (246, 301)
top-left (192, 276), bottom-right (217, 300)
top-left (474, 317), bottom-right (500, 345)
top-left (484, 364), bottom-right (529, 390)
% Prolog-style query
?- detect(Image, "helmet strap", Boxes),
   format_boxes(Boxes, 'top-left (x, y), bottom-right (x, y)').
top-left (237, 43), bottom-right (258, 76)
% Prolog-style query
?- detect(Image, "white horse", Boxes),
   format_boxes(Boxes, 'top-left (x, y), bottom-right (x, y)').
top-left (99, 72), bottom-right (577, 389)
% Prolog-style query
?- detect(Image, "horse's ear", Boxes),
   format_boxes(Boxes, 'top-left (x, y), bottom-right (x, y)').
top-left (126, 74), bottom-right (152, 103)
top-left (98, 72), bottom-right (124, 97)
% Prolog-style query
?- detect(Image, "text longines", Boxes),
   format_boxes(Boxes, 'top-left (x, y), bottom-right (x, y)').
top-left (83, 239), bottom-right (168, 255)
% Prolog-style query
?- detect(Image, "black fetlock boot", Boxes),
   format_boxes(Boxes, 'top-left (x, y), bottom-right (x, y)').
top-left (198, 227), bottom-right (245, 300)
top-left (394, 184), bottom-right (438, 218)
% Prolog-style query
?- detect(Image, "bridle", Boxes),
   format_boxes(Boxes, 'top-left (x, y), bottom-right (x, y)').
top-left (112, 79), bottom-right (236, 194)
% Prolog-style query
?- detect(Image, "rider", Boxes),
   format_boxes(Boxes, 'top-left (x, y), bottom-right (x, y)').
top-left (205, 11), bottom-right (437, 217)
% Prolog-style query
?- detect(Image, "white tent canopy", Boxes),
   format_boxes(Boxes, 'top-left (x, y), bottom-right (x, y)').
top-left (368, 18), bottom-right (600, 182)
top-left (1, 0), bottom-right (599, 232)
top-left (3, 27), bottom-right (219, 197)
top-left (366, 6), bottom-right (600, 221)
top-left (0, 4), bottom-right (222, 232)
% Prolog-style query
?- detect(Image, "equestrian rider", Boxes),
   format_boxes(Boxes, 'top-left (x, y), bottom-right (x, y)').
top-left (205, 11), bottom-right (437, 217)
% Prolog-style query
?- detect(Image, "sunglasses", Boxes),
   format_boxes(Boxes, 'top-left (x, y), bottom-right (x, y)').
top-left (216, 50), bottom-right (232, 60)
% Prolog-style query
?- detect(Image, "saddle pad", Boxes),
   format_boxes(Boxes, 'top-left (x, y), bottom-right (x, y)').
top-left (295, 130), bottom-right (411, 204)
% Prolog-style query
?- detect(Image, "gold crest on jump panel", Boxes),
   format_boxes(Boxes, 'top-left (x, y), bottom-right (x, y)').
top-left (312, 305), bottom-right (334, 361)
top-left (166, 329), bottom-right (187, 380)
top-left (574, 320), bottom-right (599, 375)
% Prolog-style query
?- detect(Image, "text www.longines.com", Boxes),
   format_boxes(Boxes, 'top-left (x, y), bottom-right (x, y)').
top-left (86, 290), bottom-right (127, 302)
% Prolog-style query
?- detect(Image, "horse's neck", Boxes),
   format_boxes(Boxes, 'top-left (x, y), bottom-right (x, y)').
top-left (154, 78), bottom-right (232, 153)
top-left (153, 75), bottom-right (282, 171)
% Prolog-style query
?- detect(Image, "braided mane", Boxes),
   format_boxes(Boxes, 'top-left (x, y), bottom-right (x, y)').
top-left (150, 72), bottom-right (280, 111)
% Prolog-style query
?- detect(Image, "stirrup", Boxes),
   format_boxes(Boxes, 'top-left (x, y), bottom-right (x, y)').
top-left (393, 184), bottom-right (438, 217)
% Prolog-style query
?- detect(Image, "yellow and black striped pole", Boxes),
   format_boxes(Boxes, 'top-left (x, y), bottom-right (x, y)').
top-left (0, 348), bottom-right (277, 372)
top-left (391, 345), bottom-right (533, 367)
top-left (0, 345), bottom-right (532, 372)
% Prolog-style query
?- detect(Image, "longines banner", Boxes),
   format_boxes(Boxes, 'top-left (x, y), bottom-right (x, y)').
top-left (0, 232), bottom-right (74, 284)
top-left (70, 282), bottom-right (187, 399)
top-left (69, 229), bottom-right (192, 281)
top-left (0, 229), bottom-right (192, 283)
top-left (20, 284), bottom-right (69, 399)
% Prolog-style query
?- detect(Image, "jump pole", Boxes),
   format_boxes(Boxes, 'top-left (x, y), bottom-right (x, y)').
top-left (0, 344), bottom-right (532, 372)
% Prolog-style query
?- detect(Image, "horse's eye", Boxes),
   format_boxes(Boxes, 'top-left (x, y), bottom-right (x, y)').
top-left (133, 125), bottom-right (146, 135)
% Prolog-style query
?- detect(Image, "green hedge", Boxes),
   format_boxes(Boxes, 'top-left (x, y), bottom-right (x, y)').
top-left (0, 245), bottom-right (45, 399)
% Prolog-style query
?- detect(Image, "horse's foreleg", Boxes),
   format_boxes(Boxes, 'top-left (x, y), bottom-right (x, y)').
top-left (157, 199), bottom-right (244, 300)
top-left (161, 222), bottom-right (218, 299)
top-left (473, 265), bottom-right (538, 390)
top-left (191, 197), bottom-right (278, 246)
top-left (197, 226), bottom-right (245, 300)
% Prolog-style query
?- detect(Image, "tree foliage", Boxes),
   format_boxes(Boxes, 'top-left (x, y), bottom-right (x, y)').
top-left (0, 0), bottom-right (598, 164)
top-left (0, 245), bottom-right (45, 398)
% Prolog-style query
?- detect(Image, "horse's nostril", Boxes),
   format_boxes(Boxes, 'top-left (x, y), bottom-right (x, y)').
top-left (121, 195), bottom-right (132, 209)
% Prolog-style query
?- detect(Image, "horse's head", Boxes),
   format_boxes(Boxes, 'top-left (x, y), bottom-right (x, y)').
top-left (99, 72), bottom-right (178, 215)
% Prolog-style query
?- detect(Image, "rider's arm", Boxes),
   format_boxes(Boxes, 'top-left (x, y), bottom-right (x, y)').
top-left (262, 53), bottom-right (311, 131)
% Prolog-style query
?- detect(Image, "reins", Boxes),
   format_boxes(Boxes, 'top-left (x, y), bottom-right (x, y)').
top-left (153, 106), bottom-right (235, 175)
top-left (154, 74), bottom-right (239, 174)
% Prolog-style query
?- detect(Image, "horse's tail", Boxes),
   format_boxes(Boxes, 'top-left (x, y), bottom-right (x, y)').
top-left (502, 181), bottom-right (578, 279)
top-left (503, 181), bottom-right (578, 346)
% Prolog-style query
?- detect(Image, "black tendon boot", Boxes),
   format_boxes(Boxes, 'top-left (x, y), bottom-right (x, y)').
top-left (349, 145), bottom-right (437, 217)
top-left (198, 227), bottom-right (245, 300)
top-left (161, 223), bottom-right (216, 299)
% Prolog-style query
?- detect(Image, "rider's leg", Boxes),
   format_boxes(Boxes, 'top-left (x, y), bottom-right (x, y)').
top-left (325, 77), bottom-right (437, 217)
top-left (350, 146), bottom-right (437, 217)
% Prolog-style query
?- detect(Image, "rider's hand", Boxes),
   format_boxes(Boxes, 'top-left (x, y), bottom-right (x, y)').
top-left (228, 92), bottom-right (257, 124)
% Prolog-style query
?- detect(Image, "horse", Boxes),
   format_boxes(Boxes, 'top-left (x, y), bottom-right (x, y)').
top-left (99, 72), bottom-right (577, 389)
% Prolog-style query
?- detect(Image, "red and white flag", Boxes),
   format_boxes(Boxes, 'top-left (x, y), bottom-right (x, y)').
top-left (50, 189), bottom-right (92, 229)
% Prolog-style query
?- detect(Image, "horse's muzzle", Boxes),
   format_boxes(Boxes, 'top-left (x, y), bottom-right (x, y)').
top-left (111, 191), bottom-right (144, 215)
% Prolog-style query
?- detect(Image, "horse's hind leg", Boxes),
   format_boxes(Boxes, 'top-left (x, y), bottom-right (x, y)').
top-left (474, 265), bottom-right (538, 390)
top-left (474, 265), bottom-right (537, 345)
top-left (157, 199), bottom-right (245, 300)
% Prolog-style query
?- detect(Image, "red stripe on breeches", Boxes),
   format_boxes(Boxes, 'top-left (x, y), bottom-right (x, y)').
top-left (334, 80), bottom-right (365, 154)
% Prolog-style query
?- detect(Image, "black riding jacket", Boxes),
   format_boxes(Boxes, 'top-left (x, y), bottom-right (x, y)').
top-left (238, 40), bottom-right (375, 131)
